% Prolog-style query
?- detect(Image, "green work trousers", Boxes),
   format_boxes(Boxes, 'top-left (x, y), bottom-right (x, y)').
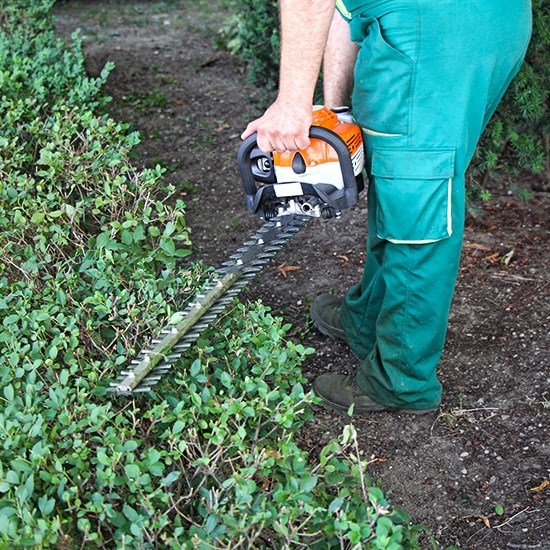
top-left (337, 0), bottom-right (532, 409)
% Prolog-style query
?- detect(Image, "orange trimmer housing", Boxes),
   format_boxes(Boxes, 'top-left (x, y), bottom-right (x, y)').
top-left (272, 106), bottom-right (364, 187)
top-left (237, 106), bottom-right (365, 220)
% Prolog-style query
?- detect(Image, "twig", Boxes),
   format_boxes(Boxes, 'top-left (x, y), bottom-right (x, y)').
top-left (488, 273), bottom-right (544, 283)
top-left (495, 507), bottom-right (538, 531)
top-left (507, 544), bottom-right (544, 549)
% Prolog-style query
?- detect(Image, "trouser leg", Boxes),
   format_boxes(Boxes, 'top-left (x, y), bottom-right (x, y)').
top-left (339, 0), bottom-right (532, 409)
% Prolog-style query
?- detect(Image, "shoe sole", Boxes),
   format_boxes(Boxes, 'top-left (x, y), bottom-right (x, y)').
top-left (313, 385), bottom-right (436, 416)
top-left (309, 308), bottom-right (346, 342)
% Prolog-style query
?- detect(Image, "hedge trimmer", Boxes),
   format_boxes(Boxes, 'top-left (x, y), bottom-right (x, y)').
top-left (109, 106), bottom-right (364, 395)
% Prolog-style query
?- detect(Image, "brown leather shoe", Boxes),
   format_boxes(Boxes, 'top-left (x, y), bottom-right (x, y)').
top-left (313, 373), bottom-right (437, 416)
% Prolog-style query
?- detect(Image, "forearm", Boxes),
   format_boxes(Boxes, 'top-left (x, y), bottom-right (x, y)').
top-left (323, 10), bottom-right (358, 107)
top-left (277, 0), bottom-right (337, 107)
top-left (241, 0), bottom-right (336, 151)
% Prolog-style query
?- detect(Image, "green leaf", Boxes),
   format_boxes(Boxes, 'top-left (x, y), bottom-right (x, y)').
top-left (96, 451), bottom-right (110, 466)
top-left (31, 212), bottom-right (45, 224)
top-left (5, 472), bottom-right (18, 485)
top-left (161, 471), bottom-right (180, 487)
top-left (3, 385), bottom-right (14, 401)
top-left (38, 495), bottom-right (55, 516)
top-left (125, 464), bottom-right (140, 479)
top-left (123, 441), bottom-right (139, 452)
top-left (173, 420), bottom-right (185, 435)
top-left (160, 237), bottom-right (176, 255)
top-left (169, 312), bottom-right (185, 325)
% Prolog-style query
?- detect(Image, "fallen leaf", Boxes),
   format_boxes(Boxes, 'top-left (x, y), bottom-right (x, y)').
top-left (480, 515), bottom-right (491, 528)
top-left (276, 263), bottom-right (301, 278)
top-left (484, 252), bottom-right (500, 263)
top-left (367, 456), bottom-right (386, 465)
top-left (501, 250), bottom-right (514, 266)
top-left (529, 479), bottom-right (550, 493)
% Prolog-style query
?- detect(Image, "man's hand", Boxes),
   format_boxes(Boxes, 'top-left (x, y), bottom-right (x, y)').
top-left (241, 99), bottom-right (312, 153)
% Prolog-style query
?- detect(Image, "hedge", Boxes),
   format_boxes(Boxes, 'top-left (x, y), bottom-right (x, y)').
top-left (0, 1), bottom-right (423, 547)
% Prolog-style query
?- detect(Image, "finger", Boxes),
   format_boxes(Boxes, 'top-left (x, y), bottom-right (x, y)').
top-left (294, 134), bottom-right (311, 150)
top-left (256, 135), bottom-right (274, 153)
top-left (241, 122), bottom-right (257, 140)
top-left (272, 139), bottom-right (289, 153)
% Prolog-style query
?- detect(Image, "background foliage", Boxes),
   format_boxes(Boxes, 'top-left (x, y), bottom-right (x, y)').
top-left (225, 0), bottom-right (549, 185)
top-left (0, 0), bottom-right (423, 547)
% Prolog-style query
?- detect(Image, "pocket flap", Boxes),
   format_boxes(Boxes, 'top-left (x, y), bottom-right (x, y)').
top-left (372, 147), bottom-right (456, 179)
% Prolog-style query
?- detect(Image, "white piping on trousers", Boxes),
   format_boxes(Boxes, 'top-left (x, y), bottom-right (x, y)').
top-left (383, 178), bottom-right (454, 244)
top-left (362, 127), bottom-right (404, 137)
top-left (335, 0), bottom-right (351, 19)
top-left (446, 177), bottom-right (453, 237)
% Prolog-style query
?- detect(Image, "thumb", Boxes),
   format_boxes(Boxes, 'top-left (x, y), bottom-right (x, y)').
top-left (241, 121), bottom-right (258, 141)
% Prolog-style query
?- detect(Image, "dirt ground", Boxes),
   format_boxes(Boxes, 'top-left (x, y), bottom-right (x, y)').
top-left (54, 2), bottom-right (549, 548)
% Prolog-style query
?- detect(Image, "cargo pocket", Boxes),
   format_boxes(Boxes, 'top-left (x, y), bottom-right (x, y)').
top-left (350, 15), bottom-right (414, 135)
top-left (372, 147), bottom-right (456, 244)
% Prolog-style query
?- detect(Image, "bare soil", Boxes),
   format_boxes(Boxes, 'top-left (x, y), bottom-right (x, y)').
top-left (54, 2), bottom-right (550, 548)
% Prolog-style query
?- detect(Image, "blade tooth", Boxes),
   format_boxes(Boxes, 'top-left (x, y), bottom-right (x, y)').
top-left (182, 331), bottom-right (202, 341)
top-left (152, 366), bottom-right (172, 373)
top-left (177, 336), bottom-right (197, 347)
top-left (110, 383), bottom-right (132, 393)
top-left (257, 225), bottom-right (275, 233)
top-left (107, 386), bottom-right (129, 394)
top-left (173, 343), bottom-right (192, 353)
top-left (166, 353), bottom-right (182, 361)
top-left (150, 339), bottom-right (164, 345)
top-left (201, 314), bottom-right (218, 322)
top-left (233, 277), bottom-right (247, 290)
top-left (209, 302), bottom-right (227, 310)
top-left (209, 306), bottom-right (230, 315)
top-left (132, 386), bottom-right (152, 393)
top-left (225, 287), bottom-right (242, 295)
top-left (142, 375), bottom-right (162, 382)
